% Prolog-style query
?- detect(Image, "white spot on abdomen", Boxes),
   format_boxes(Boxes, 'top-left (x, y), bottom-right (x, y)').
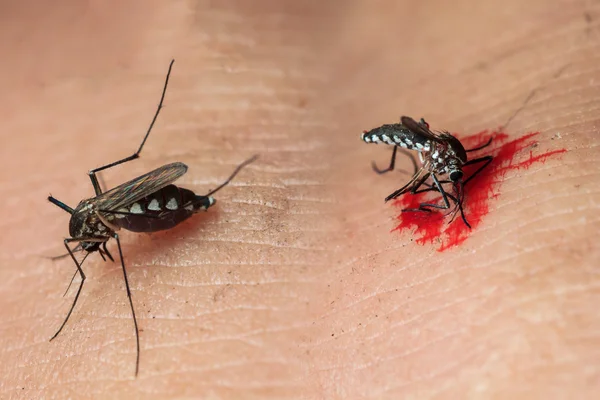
top-left (130, 203), bottom-right (144, 214)
top-left (381, 134), bottom-right (394, 144)
top-left (166, 198), bottom-right (178, 210)
top-left (148, 198), bottom-right (160, 211)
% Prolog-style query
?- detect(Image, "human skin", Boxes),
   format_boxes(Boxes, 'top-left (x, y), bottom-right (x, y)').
top-left (0, 0), bottom-right (599, 399)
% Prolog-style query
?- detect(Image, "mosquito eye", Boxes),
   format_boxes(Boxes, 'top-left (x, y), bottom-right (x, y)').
top-left (449, 170), bottom-right (463, 182)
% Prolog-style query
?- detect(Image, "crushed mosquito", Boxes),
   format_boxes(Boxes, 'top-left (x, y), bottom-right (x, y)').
top-left (48, 59), bottom-right (258, 376)
top-left (361, 116), bottom-right (493, 229)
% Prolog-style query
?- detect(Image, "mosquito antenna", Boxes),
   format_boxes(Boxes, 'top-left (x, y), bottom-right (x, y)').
top-left (48, 196), bottom-right (74, 214)
top-left (205, 155), bottom-right (259, 197)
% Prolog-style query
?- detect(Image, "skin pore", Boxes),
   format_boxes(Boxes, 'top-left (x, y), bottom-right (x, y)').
top-left (0, 0), bottom-right (598, 398)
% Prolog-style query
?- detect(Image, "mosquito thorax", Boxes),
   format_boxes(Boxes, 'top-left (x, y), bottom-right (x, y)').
top-left (68, 199), bottom-right (113, 239)
top-left (439, 133), bottom-right (467, 164)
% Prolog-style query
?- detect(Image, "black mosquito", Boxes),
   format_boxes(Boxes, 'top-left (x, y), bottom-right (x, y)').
top-left (48, 59), bottom-right (258, 376)
top-left (361, 116), bottom-right (493, 229)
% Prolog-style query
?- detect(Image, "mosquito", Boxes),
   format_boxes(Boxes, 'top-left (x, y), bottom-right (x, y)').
top-left (47, 59), bottom-right (258, 376)
top-left (361, 116), bottom-right (493, 228)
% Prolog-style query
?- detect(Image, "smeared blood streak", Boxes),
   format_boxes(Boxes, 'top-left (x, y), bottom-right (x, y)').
top-left (391, 131), bottom-right (567, 251)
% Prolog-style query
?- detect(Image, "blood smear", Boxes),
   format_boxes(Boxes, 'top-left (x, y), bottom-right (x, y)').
top-left (391, 130), bottom-right (567, 251)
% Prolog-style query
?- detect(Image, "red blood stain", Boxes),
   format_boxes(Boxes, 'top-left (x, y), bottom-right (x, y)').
top-left (391, 131), bottom-right (567, 251)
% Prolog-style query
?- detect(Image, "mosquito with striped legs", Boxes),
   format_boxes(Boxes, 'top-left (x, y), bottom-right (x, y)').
top-left (48, 59), bottom-right (257, 376)
top-left (361, 116), bottom-right (493, 228)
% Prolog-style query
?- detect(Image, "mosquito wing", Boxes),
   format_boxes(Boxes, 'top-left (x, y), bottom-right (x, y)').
top-left (94, 162), bottom-right (188, 210)
top-left (400, 116), bottom-right (443, 143)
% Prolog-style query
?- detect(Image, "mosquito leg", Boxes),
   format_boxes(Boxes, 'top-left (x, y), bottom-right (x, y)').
top-left (113, 233), bottom-right (140, 377)
top-left (444, 181), bottom-right (471, 229)
top-left (409, 155), bottom-right (493, 197)
top-left (102, 242), bottom-right (114, 262)
top-left (415, 154), bottom-right (492, 200)
top-left (50, 238), bottom-right (96, 341)
top-left (410, 172), bottom-right (433, 195)
top-left (383, 169), bottom-right (428, 202)
top-left (88, 60), bottom-right (175, 196)
top-left (392, 171), bottom-right (445, 198)
top-left (408, 188), bottom-right (459, 204)
top-left (466, 136), bottom-right (493, 152)
top-left (372, 146), bottom-right (398, 174)
top-left (456, 181), bottom-right (471, 229)
top-left (206, 155), bottom-right (259, 196)
top-left (62, 270), bottom-right (78, 297)
top-left (48, 253), bottom-right (71, 261)
top-left (411, 180), bottom-right (454, 196)
top-left (463, 156), bottom-right (493, 185)
top-left (372, 147), bottom-right (420, 178)
top-left (403, 173), bottom-right (452, 212)
top-left (407, 158), bottom-right (491, 228)
top-left (47, 243), bottom-right (82, 262)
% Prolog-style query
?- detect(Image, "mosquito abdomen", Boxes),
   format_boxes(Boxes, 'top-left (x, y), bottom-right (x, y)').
top-left (110, 185), bottom-right (215, 233)
top-left (361, 124), bottom-right (432, 151)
